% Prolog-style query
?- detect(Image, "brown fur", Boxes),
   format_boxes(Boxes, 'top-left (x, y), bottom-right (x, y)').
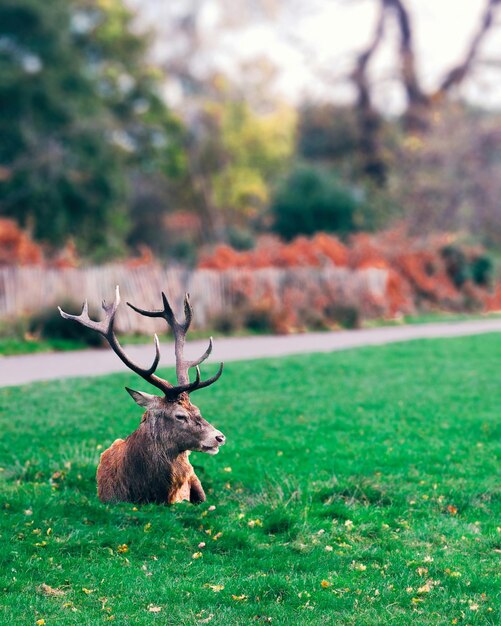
top-left (96, 392), bottom-right (225, 505)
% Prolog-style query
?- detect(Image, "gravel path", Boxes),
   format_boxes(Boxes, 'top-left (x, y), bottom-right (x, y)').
top-left (1, 319), bottom-right (500, 388)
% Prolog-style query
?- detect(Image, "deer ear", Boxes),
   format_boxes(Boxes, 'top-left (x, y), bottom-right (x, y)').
top-left (125, 387), bottom-right (156, 407)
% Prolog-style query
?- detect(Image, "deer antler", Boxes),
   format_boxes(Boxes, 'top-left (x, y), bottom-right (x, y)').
top-left (58, 286), bottom-right (208, 398)
top-left (127, 292), bottom-right (223, 391)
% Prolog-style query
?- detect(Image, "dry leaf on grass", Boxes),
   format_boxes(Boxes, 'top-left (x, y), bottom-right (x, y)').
top-left (37, 583), bottom-right (66, 597)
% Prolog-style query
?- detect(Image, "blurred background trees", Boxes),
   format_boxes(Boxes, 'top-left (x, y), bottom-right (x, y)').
top-left (1, 0), bottom-right (501, 261)
top-left (0, 0), bottom-right (184, 259)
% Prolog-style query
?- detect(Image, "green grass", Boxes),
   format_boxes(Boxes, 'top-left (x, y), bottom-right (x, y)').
top-left (0, 328), bottom-right (267, 357)
top-left (0, 335), bottom-right (499, 625)
top-left (0, 337), bottom-right (90, 356)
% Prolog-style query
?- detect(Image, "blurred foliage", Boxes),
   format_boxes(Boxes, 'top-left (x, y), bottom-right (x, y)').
top-left (271, 166), bottom-right (361, 241)
top-left (0, 0), bottom-right (184, 259)
top-left (441, 244), bottom-right (493, 289)
top-left (298, 104), bottom-right (359, 166)
top-left (211, 101), bottom-right (296, 219)
top-left (28, 301), bottom-right (103, 346)
top-left (183, 97), bottom-right (296, 243)
top-left (1, 1), bottom-right (501, 263)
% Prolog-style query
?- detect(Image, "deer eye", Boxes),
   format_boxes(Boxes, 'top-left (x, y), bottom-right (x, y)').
top-left (175, 413), bottom-right (187, 421)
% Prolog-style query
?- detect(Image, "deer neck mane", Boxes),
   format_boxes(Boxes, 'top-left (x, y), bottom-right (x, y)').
top-left (125, 418), bottom-right (189, 473)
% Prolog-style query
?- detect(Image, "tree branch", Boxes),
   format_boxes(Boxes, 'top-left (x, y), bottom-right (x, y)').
top-left (435, 0), bottom-right (501, 97)
top-left (383, 0), bottom-right (428, 107)
top-left (351, 4), bottom-right (387, 184)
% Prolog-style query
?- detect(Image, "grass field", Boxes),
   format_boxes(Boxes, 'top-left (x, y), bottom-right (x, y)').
top-left (0, 334), bottom-right (499, 625)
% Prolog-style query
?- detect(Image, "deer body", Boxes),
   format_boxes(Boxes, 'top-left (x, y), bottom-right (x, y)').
top-left (59, 288), bottom-right (225, 505)
top-left (97, 440), bottom-right (201, 504)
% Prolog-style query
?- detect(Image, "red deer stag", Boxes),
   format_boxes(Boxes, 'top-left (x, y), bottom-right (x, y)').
top-left (58, 287), bottom-right (225, 505)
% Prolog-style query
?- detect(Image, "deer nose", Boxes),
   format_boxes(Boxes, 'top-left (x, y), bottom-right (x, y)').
top-left (215, 433), bottom-right (225, 444)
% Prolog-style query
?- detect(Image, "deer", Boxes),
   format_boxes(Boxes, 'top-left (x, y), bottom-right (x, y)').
top-left (58, 286), bottom-right (225, 505)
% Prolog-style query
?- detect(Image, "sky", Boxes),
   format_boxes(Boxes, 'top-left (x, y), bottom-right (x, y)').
top-left (127, 0), bottom-right (501, 112)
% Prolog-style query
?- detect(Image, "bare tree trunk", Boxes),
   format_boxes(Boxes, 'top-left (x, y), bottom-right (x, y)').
top-left (351, 5), bottom-right (387, 186)
top-left (381, 0), bottom-right (501, 131)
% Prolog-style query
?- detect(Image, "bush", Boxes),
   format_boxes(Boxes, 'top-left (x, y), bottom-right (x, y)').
top-left (271, 166), bottom-right (360, 240)
top-left (471, 254), bottom-right (492, 287)
top-left (324, 304), bottom-right (361, 329)
top-left (210, 311), bottom-right (243, 335)
top-left (29, 303), bottom-right (104, 347)
top-left (242, 303), bottom-right (276, 333)
top-left (441, 245), bottom-right (493, 289)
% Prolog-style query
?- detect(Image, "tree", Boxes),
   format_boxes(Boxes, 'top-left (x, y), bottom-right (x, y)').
top-left (0, 0), bottom-right (184, 259)
top-left (348, 0), bottom-right (501, 186)
top-left (271, 166), bottom-right (361, 241)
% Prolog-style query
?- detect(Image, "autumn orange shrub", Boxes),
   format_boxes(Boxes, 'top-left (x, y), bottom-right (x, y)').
top-left (199, 229), bottom-right (500, 324)
top-left (0, 218), bottom-right (43, 266)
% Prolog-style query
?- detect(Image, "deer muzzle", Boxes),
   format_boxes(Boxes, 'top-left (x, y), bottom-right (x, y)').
top-left (201, 429), bottom-right (226, 455)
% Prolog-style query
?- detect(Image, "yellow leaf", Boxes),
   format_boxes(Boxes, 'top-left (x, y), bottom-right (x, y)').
top-left (231, 594), bottom-right (248, 601)
top-left (117, 544), bottom-right (128, 554)
top-left (204, 584), bottom-right (224, 592)
top-left (82, 588), bottom-right (95, 594)
top-left (36, 620), bottom-right (45, 625)
top-left (192, 552), bottom-right (203, 559)
top-left (247, 519), bottom-right (262, 528)
top-left (321, 580), bottom-right (331, 588)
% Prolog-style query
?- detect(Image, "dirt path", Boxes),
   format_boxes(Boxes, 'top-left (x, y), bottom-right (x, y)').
top-left (1, 319), bottom-right (500, 388)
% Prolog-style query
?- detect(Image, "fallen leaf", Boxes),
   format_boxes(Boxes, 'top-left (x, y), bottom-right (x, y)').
top-left (82, 588), bottom-right (95, 594)
top-left (148, 606), bottom-right (162, 613)
top-left (232, 594), bottom-right (248, 601)
top-left (248, 519), bottom-right (262, 528)
top-left (37, 583), bottom-right (65, 597)
top-left (204, 584), bottom-right (224, 592)
top-left (320, 580), bottom-right (331, 588)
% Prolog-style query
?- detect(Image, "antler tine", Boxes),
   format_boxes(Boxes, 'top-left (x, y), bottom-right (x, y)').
top-left (59, 287), bottom-right (170, 395)
top-left (128, 291), bottom-right (195, 386)
top-left (185, 337), bottom-right (213, 369)
top-left (190, 362), bottom-right (224, 393)
top-left (127, 292), bottom-right (223, 396)
top-left (182, 293), bottom-right (193, 332)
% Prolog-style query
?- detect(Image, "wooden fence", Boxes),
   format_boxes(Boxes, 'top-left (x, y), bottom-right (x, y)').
top-left (0, 265), bottom-right (389, 333)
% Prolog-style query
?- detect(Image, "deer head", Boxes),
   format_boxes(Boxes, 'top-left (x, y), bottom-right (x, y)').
top-left (125, 388), bottom-right (225, 455)
top-left (58, 287), bottom-right (225, 456)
